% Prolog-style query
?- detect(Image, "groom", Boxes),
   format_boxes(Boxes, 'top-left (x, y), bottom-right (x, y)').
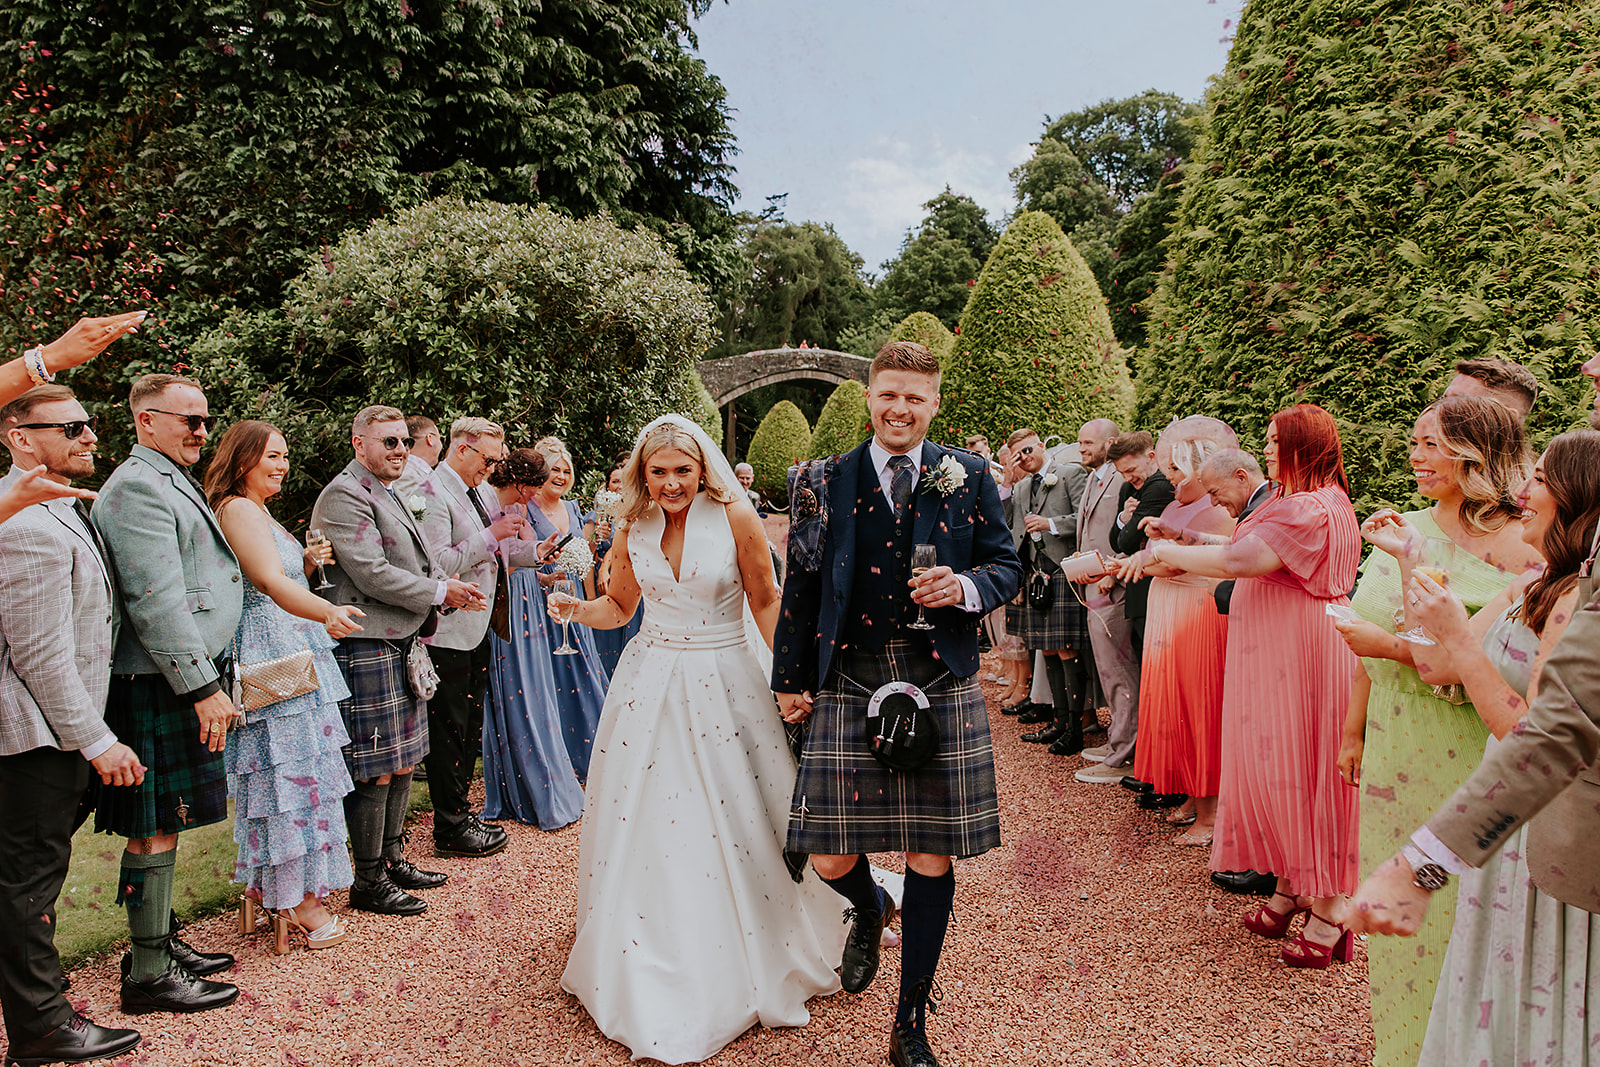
top-left (773, 341), bottom-right (1021, 1067)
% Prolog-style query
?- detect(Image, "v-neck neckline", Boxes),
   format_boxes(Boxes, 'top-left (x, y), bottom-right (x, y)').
top-left (657, 492), bottom-right (701, 584)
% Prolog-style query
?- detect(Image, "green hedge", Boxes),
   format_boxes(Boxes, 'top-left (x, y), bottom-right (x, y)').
top-left (890, 311), bottom-right (958, 367)
top-left (188, 197), bottom-right (715, 524)
top-left (746, 400), bottom-right (812, 503)
top-left (1137, 0), bottom-right (1600, 511)
top-left (935, 211), bottom-right (1132, 445)
top-left (808, 379), bottom-right (871, 458)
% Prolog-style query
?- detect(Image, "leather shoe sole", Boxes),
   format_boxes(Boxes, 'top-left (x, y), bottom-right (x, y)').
top-left (5, 1014), bottom-right (141, 1066)
top-left (120, 967), bottom-right (239, 1015)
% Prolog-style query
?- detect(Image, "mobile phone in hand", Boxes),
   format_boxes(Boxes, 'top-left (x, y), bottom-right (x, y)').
top-left (541, 532), bottom-right (575, 563)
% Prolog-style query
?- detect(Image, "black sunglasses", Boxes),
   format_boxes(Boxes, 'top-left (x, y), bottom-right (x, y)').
top-left (147, 409), bottom-right (218, 433)
top-left (15, 414), bottom-right (99, 438)
top-left (464, 443), bottom-right (501, 467)
top-left (1017, 444), bottom-right (1038, 457)
top-left (364, 434), bottom-right (414, 451)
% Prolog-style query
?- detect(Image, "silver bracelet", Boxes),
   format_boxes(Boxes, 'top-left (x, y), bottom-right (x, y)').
top-left (22, 345), bottom-right (53, 385)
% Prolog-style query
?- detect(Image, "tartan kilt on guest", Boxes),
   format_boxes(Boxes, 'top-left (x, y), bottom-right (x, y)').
top-left (95, 671), bottom-right (229, 838)
top-left (1021, 569), bottom-right (1088, 650)
top-left (786, 639), bottom-right (1001, 860)
top-left (335, 638), bottom-right (428, 780)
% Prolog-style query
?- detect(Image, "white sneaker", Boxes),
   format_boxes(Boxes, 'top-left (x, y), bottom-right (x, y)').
top-left (1079, 745), bottom-right (1111, 763)
top-left (1074, 760), bottom-right (1131, 784)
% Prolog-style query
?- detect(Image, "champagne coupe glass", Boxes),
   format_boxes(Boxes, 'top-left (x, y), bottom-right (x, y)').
top-left (552, 577), bottom-right (579, 655)
top-left (1395, 536), bottom-right (1455, 645)
top-left (307, 528), bottom-right (334, 591)
top-left (908, 543), bottom-right (938, 631)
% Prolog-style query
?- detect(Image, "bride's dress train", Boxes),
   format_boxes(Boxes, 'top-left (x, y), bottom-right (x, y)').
top-left (561, 492), bottom-right (850, 1064)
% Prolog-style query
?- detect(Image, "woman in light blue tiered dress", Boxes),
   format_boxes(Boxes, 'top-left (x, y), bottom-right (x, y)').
top-left (205, 421), bottom-right (367, 951)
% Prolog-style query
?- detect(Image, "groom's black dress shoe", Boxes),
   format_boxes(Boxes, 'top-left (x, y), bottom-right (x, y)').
top-left (348, 875), bottom-right (428, 916)
top-left (4, 1013), bottom-right (141, 1065)
top-left (434, 817), bottom-right (508, 858)
top-left (889, 1025), bottom-right (941, 1067)
top-left (1212, 869), bottom-right (1276, 895)
top-left (838, 894), bottom-right (896, 994)
top-left (120, 964), bottom-right (238, 1015)
top-left (386, 857), bottom-right (448, 890)
top-left (1021, 723), bottom-right (1064, 744)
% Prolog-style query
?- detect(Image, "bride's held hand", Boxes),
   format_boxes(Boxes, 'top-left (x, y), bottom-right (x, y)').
top-left (776, 691), bottom-right (813, 724)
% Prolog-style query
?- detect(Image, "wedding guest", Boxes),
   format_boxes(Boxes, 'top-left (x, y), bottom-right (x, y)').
top-left (1071, 418), bottom-right (1137, 766)
top-left (396, 414), bottom-right (441, 490)
top-left (1334, 395), bottom-right (1540, 1065)
top-left (204, 421), bottom-right (365, 952)
top-left (1150, 404), bottom-right (1361, 967)
top-left (480, 448), bottom-right (583, 829)
top-left (0, 385), bottom-right (143, 1065)
top-left (1442, 357), bottom-right (1538, 420)
top-left (92, 372), bottom-right (242, 1013)
top-left (311, 406), bottom-right (485, 917)
top-left (589, 461), bottom-right (642, 678)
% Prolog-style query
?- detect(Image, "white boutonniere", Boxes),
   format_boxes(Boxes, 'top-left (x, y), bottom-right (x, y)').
top-left (1042, 472), bottom-right (1060, 488)
top-left (406, 494), bottom-right (427, 520)
top-left (923, 454), bottom-right (968, 496)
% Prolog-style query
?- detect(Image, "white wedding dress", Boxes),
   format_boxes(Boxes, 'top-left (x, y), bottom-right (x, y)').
top-left (561, 491), bottom-right (848, 1064)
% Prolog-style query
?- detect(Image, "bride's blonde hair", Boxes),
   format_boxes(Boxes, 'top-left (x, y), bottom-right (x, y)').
top-left (618, 421), bottom-right (739, 524)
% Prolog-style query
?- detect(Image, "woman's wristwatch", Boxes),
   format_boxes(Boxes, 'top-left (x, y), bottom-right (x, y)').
top-left (1400, 843), bottom-right (1450, 891)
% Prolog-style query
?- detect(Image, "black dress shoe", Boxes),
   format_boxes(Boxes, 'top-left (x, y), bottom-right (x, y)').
top-left (889, 1024), bottom-right (942, 1067)
top-left (434, 818), bottom-right (508, 858)
top-left (348, 875), bottom-right (428, 916)
top-left (5, 1013), bottom-right (141, 1066)
top-left (1018, 706), bottom-right (1054, 725)
top-left (1119, 775), bottom-right (1153, 793)
top-left (166, 911), bottom-right (234, 976)
top-left (1021, 723), bottom-right (1064, 744)
top-left (1137, 791), bottom-right (1189, 811)
top-left (120, 964), bottom-right (239, 1015)
top-left (1047, 733), bottom-right (1083, 756)
top-left (1212, 869), bottom-right (1276, 895)
top-left (385, 857), bottom-right (448, 890)
top-left (1000, 700), bottom-right (1034, 716)
top-left (838, 892), bottom-right (896, 994)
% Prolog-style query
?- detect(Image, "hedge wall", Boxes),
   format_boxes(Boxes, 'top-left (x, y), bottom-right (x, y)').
top-left (889, 311), bottom-right (958, 367)
top-left (808, 379), bottom-right (870, 458)
top-left (934, 211), bottom-right (1132, 445)
top-left (1137, 0), bottom-right (1600, 511)
top-left (746, 400), bottom-right (812, 503)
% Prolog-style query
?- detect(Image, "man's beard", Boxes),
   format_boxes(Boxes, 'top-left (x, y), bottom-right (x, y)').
top-left (1589, 406), bottom-right (1600, 431)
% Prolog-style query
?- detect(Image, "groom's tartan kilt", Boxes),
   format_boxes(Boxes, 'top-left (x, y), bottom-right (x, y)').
top-left (786, 638), bottom-right (1001, 859)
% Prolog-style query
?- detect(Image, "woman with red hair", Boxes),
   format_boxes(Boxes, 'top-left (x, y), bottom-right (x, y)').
top-left (1133, 404), bottom-right (1362, 967)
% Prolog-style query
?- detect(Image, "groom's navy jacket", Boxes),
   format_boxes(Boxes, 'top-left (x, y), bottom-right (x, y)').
top-left (772, 440), bottom-right (1022, 694)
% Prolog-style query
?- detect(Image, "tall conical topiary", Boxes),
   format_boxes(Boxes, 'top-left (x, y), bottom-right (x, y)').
top-left (808, 380), bottom-right (870, 458)
top-left (745, 400), bottom-right (812, 503)
top-left (889, 311), bottom-right (957, 367)
top-left (1138, 0), bottom-right (1600, 510)
top-left (935, 211), bottom-right (1131, 446)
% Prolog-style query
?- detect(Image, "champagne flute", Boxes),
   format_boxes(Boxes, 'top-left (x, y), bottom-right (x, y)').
top-left (552, 577), bottom-right (579, 655)
top-left (307, 528), bottom-right (334, 591)
top-left (908, 543), bottom-right (938, 631)
top-left (1395, 536), bottom-right (1455, 645)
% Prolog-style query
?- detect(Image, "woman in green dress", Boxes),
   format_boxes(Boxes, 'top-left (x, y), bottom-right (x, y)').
top-left (1332, 394), bottom-right (1542, 1067)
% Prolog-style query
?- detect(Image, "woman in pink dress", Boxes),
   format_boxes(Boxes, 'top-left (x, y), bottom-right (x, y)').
top-left (1142, 404), bottom-right (1362, 968)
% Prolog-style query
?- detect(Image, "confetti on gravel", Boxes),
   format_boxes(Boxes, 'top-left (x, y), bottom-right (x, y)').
top-left (41, 657), bottom-right (1374, 1066)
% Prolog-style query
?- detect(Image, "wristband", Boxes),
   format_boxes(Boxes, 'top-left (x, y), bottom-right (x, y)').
top-left (22, 346), bottom-right (53, 385)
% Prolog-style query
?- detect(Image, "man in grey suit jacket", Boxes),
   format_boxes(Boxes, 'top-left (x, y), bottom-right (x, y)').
top-left (1006, 428), bottom-right (1091, 756)
top-left (0, 385), bottom-right (144, 1064)
top-left (410, 417), bottom-right (525, 858)
top-left (312, 405), bottom-right (485, 917)
top-left (91, 372), bottom-right (242, 1015)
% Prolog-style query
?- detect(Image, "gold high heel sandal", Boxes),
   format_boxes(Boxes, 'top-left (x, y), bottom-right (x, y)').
top-left (239, 896), bottom-right (271, 937)
top-left (272, 909), bottom-right (348, 954)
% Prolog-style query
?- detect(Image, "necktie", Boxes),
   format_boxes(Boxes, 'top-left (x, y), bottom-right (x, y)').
top-left (887, 454), bottom-right (914, 520)
top-left (467, 486), bottom-right (511, 615)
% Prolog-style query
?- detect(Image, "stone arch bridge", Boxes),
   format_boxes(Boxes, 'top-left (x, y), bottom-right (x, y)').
top-left (697, 347), bottom-right (872, 459)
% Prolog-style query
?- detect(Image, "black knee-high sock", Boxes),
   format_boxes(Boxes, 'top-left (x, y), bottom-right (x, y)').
top-left (345, 778), bottom-right (389, 889)
top-left (818, 854), bottom-right (883, 917)
top-left (382, 771), bottom-right (415, 861)
top-left (896, 867), bottom-right (956, 1030)
top-left (1044, 655), bottom-right (1070, 725)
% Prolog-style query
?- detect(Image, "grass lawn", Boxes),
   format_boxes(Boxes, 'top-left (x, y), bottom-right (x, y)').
top-left (55, 780), bottom-right (433, 970)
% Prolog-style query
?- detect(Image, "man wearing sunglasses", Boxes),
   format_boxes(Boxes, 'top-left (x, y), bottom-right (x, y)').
top-left (407, 417), bottom-right (526, 860)
top-left (91, 373), bottom-right (243, 1015)
top-left (0, 384), bottom-right (145, 1064)
top-left (311, 405), bottom-right (487, 917)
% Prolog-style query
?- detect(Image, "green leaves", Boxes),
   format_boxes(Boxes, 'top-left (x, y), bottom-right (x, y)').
top-left (746, 399), bottom-right (811, 503)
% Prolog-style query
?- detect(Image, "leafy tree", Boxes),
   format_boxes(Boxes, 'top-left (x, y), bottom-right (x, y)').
top-left (1011, 141), bottom-right (1119, 238)
top-left (186, 198), bottom-right (715, 524)
top-left (683, 369), bottom-right (725, 450)
top-left (808, 380), bottom-right (870, 458)
top-left (936, 211), bottom-right (1131, 446)
top-left (890, 312), bottom-right (957, 367)
top-left (745, 400), bottom-right (811, 503)
top-left (1138, 0), bottom-right (1600, 511)
top-left (1039, 89), bottom-right (1198, 209)
top-left (711, 219), bottom-right (874, 356)
top-left (874, 189), bottom-right (1000, 327)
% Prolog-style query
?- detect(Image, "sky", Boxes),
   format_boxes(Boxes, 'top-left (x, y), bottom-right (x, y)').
top-left (691, 0), bottom-right (1243, 272)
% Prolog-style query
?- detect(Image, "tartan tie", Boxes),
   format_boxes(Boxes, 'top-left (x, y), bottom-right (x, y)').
top-left (888, 454), bottom-right (914, 520)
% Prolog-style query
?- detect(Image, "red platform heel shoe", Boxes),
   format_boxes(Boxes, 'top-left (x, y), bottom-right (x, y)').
top-left (1281, 913), bottom-right (1354, 969)
top-left (1240, 893), bottom-right (1308, 939)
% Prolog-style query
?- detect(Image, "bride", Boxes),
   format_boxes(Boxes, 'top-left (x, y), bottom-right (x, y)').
top-left (548, 415), bottom-right (851, 1063)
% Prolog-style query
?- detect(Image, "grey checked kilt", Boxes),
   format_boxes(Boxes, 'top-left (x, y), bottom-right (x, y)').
top-left (95, 670), bottom-right (229, 838)
top-left (786, 639), bottom-right (1001, 859)
top-left (1021, 569), bottom-right (1088, 651)
top-left (335, 638), bottom-right (428, 780)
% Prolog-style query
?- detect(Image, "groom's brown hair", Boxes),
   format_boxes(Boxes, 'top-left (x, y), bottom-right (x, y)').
top-left (870, 341), bottom-right (941, 386)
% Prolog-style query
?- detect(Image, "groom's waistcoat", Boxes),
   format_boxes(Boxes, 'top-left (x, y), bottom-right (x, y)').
top-left (840, 453), bottom-right (915, 653)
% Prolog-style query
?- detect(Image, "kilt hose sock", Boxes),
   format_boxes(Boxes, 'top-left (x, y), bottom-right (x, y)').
top-left (346, 778), bottom-right (389, 889)
top-left (382, 771), bottom-right (415, 862)
top-left (120, 848), bottom-right (177, 981)
top-left (819, 854), bottom-right (883, 918)
top-left (896, 866), bottom-right (955, 1032)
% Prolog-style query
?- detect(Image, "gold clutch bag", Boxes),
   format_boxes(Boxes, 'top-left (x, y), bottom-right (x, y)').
top-left (236, 648), bottom-right (319, 713)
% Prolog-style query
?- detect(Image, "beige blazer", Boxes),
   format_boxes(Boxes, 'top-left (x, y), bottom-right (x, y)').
top-left (1075, 465), bottom-right (1128, 593)
top-left (1427, 566), bottom-right (1600, 912)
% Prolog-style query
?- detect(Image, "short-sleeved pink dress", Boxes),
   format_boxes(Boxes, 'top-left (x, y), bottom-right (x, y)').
top-left (1209, 484), bottom-right (1362, 898)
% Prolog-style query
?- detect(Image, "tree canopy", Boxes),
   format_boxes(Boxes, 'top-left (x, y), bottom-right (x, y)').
top-left (873, 189), bottom-right (1000, 328)
top-left (710, 219), bottom-right (873, 356)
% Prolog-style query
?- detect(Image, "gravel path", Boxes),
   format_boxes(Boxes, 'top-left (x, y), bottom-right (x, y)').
top-left (50, 660), bottom-right (1375, 1066)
